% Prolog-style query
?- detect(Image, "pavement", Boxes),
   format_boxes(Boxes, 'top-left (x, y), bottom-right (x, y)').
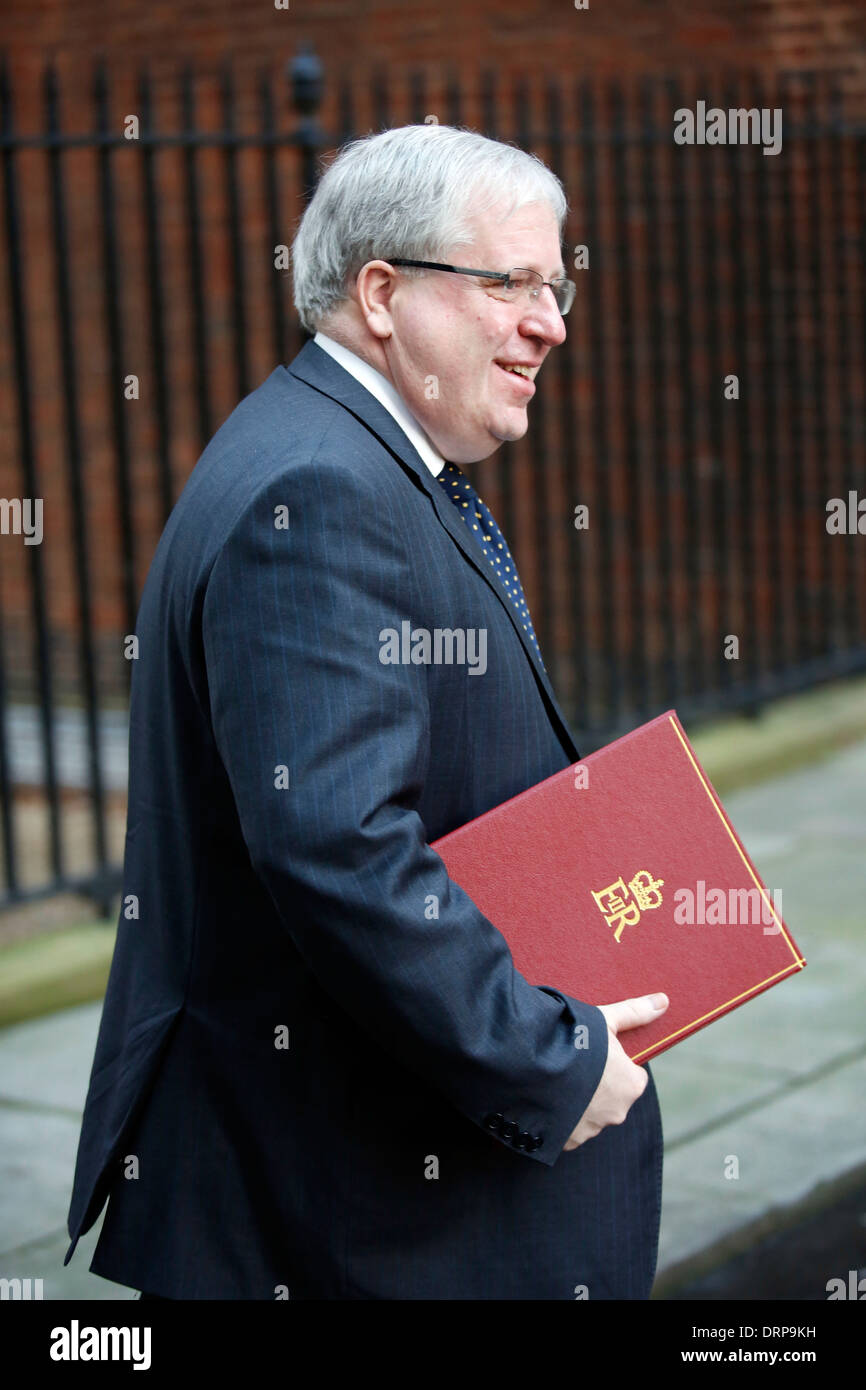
top-left (1, 720), bottom-right (865, 1299)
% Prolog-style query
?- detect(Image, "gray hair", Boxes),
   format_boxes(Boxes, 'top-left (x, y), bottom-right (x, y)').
top-left (290, 123), bottom-right (567, 333)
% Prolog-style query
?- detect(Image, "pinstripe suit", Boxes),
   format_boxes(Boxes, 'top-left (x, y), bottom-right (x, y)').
top-left (65, 339), bottom-right (663, 1299)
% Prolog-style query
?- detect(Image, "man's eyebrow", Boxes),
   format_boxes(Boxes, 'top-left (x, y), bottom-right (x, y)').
top-left (520, 261), bottom-right (567, 280)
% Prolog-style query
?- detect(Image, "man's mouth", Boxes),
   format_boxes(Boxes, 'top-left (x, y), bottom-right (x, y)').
top-left (495, 361), bottom-right (538, 393)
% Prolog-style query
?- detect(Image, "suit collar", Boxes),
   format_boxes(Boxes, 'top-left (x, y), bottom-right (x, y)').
top-left (286, 339), bottom-right (579, 760)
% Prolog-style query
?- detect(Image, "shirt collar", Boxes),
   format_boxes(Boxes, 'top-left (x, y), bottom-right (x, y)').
top-left (313, 331), bottom-right (446, 479)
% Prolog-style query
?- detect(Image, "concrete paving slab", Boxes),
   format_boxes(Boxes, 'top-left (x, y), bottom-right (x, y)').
top-left (656, 1053), bottom-right (866, 1280)
top-left (0, 1002), bottom-right (150, 1299)
top-left (651, 1057), bottom-right (790, 1147)
top-left (0, 731), bottom-right (862, 1298)
top-left (660, 985), bottom-right (864, 1080)
top-left (0, 1211), bottom-right (136, 1300)
top-left (0, 1108), bottom-right (84, 1254)
top-left (0, 1002), bottom-right (101, 1112)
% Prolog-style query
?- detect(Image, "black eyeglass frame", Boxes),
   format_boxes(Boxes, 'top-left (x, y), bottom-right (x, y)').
top-left (384, 258), bottom-right (576, 316)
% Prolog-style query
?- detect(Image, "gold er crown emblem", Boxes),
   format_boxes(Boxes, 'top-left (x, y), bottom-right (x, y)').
top-left (628, 870), bottom-right (664, 911)
top-left (591, 870), bottom-right (665, 943)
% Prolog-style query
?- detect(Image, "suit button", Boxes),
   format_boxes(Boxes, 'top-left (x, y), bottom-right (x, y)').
top-left (513, 1131), bottom-right (530, 1150)
top-left (483, 1112), bottom-right (504, 1133)
top-left (529, 1134), bottom-right (543, 1150)
top-left (501, 1120), bottom-right (518, 1140)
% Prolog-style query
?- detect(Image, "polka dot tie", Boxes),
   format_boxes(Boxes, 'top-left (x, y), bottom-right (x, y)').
top-left (435, 460), bottom-right (545, 670)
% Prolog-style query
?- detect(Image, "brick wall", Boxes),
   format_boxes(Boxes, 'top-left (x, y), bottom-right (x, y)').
top-left (3, 1), bottom-right (866, 89)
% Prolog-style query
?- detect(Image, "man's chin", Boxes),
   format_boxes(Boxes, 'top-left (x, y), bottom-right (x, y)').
top-left (444, 417), bottom-right (529, 462)
top-left (492, 410), bottom-right (530, 444)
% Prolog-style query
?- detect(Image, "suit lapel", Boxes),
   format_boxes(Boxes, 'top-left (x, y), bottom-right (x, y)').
top-left (287, 340), bottom-right (579, 761)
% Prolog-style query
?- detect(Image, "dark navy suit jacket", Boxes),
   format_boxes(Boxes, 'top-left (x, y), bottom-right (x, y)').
top-left (65, 339), bottom-right (663, 1300)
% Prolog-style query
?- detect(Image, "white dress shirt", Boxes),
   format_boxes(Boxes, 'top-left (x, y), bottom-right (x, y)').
top-left (313, 331), bottom-right (446, 479)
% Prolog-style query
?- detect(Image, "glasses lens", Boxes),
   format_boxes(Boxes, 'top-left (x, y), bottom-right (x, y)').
top-left (552, 279), bottom-right (575, 315)
top-left (508, 270), bottom-right (574, 315)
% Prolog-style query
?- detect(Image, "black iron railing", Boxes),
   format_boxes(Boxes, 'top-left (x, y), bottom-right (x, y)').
top-left (0, 52), bottom-right (864, 912)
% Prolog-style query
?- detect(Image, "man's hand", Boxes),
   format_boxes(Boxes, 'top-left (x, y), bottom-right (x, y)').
top-left (562, 994), bottom-right (669, 1151)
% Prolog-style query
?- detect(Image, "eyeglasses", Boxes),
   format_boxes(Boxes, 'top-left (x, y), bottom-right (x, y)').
top-left (385, 259), bottom-right (576, 316)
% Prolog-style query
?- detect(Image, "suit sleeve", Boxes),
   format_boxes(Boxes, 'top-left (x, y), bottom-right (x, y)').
top-left (201, 447), bottom-right (609, 1165)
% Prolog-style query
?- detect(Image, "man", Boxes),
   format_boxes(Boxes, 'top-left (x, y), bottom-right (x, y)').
top-left (66, 123), bottom-right (668, 1300)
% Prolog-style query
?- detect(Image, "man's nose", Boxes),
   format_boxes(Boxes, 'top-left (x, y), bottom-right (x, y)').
top-left (523, 287), bottom-right (567, 344)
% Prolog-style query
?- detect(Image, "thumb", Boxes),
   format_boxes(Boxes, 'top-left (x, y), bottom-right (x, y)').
top-left (600, 993), bottom-right (669, 1035)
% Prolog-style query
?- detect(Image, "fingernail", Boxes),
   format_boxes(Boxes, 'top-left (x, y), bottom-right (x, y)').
top-left (649, 993), bottom-right (668, 1010)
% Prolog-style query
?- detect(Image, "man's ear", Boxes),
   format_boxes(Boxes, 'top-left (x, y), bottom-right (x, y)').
top-left (354, 260), bottom-right (398, 341)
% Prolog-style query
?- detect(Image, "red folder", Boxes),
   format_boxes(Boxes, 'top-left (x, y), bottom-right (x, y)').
top-left (431, 710), bottom-right (806, 1063)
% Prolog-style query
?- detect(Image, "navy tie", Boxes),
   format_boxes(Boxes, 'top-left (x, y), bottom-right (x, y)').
top-left (435, 460), bottom-right (545, 670)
